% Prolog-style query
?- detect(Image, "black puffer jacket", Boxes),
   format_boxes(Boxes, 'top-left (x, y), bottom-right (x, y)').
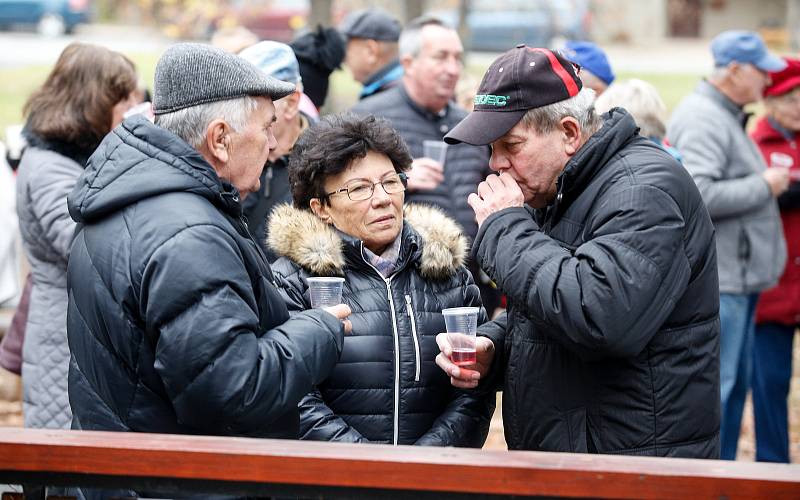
top-left (269, 204), bottom-right (495, 446)
top-left (475, 109), bottom-right (720, 458)
top-left (351, 85), bottom-right (491, 240)
top-left (66, 116), bottom-right (344, 439)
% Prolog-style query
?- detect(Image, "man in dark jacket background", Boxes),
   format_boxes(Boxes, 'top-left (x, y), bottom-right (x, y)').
top-left (66, 43), bottom-right (350, 444)
top-left (351, 16), bottom-right (500, 313)
top-left (436, 46), bottom-right (720, 458)
top-left (339, 8), bottom-right (403, 100)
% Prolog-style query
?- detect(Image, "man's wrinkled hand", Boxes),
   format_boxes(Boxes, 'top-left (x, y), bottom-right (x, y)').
top-left (468, 173), bottom-right (524, 227)
top-left (323, 303), bottom-right (352, 333)
top-left (435, 333), bottom-right (495, 389)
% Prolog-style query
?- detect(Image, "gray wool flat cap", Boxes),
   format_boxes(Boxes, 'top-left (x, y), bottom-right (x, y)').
top-left (153, 43), bottom-right (296, 115)
top-left (340, 8), bottom-right (401, 42)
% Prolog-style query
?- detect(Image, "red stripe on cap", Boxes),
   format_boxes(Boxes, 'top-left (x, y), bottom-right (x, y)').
top-left (529, 48), bottom-right (580, 97)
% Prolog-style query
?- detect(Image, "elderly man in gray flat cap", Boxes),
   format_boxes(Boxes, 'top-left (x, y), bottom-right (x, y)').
top-left (65, 43), bottom-right (351, 453)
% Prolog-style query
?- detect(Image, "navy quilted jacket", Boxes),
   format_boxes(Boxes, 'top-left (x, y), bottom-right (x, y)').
top-left (269, 204), bottom-right (495, 446)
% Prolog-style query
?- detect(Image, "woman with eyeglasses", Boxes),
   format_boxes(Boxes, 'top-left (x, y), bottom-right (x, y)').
top-left (269, 113), bottom-right (494, 446)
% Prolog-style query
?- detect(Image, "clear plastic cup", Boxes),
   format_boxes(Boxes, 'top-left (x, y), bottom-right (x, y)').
top-left (442, 307), bottom-right (479, 366)
top-left (307, 277), bottom-right (345, 308)
top-left (423, 140), bottom-right (448, 166)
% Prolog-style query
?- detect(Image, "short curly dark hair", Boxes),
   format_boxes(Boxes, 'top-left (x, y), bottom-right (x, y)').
top-left (288, 113), bottom-right (413, 210)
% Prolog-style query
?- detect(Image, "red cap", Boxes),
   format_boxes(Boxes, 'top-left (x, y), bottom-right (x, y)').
top-left (765, 57), bottom-right (800, 97)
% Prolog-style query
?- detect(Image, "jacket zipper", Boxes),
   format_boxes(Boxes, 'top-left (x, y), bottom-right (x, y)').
top-left (404, 295), bottom-right (421, 382)
top-left (360, 243), bottom-right (401, 445)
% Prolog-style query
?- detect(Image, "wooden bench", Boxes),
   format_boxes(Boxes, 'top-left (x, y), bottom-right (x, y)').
top-left (0, 428), bottom-right (799, 499)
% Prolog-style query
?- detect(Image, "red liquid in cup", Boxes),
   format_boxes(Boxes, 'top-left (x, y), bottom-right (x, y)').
top-left (452, 348), bottom-right (476, 366)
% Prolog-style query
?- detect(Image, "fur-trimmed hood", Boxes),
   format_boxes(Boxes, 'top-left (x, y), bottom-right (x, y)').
top-left (267, 203), bottom-right (468, 280)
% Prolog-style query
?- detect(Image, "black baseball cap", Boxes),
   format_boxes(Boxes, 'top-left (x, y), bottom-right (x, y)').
top-left (445, 45), bottom-right (582, 146)
top-left (339, 8), bottom-right (402, 42)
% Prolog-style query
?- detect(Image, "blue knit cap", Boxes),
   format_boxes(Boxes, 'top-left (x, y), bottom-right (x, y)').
top-left (561, 41), bottom-right (615, 86)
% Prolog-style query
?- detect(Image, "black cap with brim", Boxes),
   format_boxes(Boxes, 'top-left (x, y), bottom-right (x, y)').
top-left (446, 45), bottom-right (583, 146)
top-left (444, 109), bottom-right (526, 146)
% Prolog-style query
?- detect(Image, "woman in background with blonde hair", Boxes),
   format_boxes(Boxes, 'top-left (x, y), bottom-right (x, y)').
top-left (595, 78), bottom-right (682, 163)
top-left (16, 42), bottom-right (138, 429)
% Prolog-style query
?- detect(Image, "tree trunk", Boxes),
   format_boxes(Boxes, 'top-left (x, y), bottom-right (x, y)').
top-left (308, 0), bottom-right (333, 28)
top-left (405, 0), bottom-right (425, 23)
top-left (457, 0), bottom-right (471, 52)
top-left (789, 0), bottom-right (800, 51)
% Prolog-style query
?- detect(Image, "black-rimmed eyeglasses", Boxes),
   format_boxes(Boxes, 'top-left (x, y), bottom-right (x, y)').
top-left (325, 172), bottom-right (408, 202)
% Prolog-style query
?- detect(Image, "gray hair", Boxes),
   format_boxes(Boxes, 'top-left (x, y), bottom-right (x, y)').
top-left (155, 95), bottom-right (259, 148)
top-left (520, 88), bottom-right (601, 135)
top-left (594, 78), bottom-right (667, 138)
top-left (710, 66), bottom-right (729, 81)
top-left (398, 15), bottom-right (450, 58)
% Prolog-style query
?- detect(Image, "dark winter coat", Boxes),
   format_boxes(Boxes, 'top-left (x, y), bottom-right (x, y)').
top-left (475, 109), bottom-right (720, 458)
top-left (66, 115), bottom-right (345, 439)
top-left (350, 84), bottom-right (491, 240)
top-left (269, 204), bottom-right (495, 446)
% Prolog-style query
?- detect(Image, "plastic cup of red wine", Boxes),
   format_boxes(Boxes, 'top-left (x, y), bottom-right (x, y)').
top-left (442, 307), bottom-right (479, 366)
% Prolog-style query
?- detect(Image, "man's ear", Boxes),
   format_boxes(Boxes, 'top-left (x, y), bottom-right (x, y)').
top-left (309, 197), bottom-right (331, 223)
top-left (365, 39), bottom-right (380, 63)
top-left (400, 53), bottom-right (415, 73)
top-left (282, 90), bottom-right (301, 121)
top-left (205, 119), bottom-right (231, 164)
top-left (560, 117), bottom-right (583, 156)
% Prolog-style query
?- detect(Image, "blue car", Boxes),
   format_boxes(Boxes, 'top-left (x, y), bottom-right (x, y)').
top-left (0, 0), bottom-right (91, 35)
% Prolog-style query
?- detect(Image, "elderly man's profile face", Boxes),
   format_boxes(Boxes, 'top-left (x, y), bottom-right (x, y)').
top-left (488, 119), bottom-right (571, 209)
top-left (225, 96), bottom-right (278, 198)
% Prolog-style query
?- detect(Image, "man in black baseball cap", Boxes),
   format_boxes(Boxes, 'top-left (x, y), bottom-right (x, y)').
top-left (339, 8), bottom-right (403, 99)
top-left (437, 45), bottom-right (721, 459)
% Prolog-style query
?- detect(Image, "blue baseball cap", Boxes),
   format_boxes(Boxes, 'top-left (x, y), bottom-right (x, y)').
top-left (561, 41), bottom-right (615, 86)
top-left (711, 30), bottom-right (787, 72)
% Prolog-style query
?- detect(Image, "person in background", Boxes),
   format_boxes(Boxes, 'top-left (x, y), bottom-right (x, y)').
top-left (594, 78), bottom-right (682, 162)
top-left (0, 141), bottom-right (18, 308)
top-left (270, 113), bottom-right (494, 446)
top-left (210, 25), bottom-right (259, 54)
top-left (668, 30), bottom-right (788, 460)
top-left (239, 40), bottom-right (316, 260)
top-left (751, 57), bottom-right (800, 464)
top-left (437, 45), bottom-right (719, 458)
top-left (339, 8), bottom-right (403, 100)
top-left (560, 41), bottom-right (615, 96)
top-left (351, 15), bottom-right (500, 314)
top-left (16, 43), bottom-right (138, 430)
top-left (290, 25), bottom-right (346, 110)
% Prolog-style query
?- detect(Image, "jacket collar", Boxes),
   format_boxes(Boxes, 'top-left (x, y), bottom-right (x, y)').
top-left (360, 60), bottom-right (402, 99)
top-left (751, 114), bottom-right (799, 142)
top-left (696, 80), bottom-right (750, 127)
top-left (69, 115), bottom-right (243, 223)
top-left (22, 128), bottom-right (97, 167)
top-left (399, 83), bottom-right (451, 122)
top-left (537, 108), bottom-right (639, 230)
top-left (267, 203), bottom-right (468, 279)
